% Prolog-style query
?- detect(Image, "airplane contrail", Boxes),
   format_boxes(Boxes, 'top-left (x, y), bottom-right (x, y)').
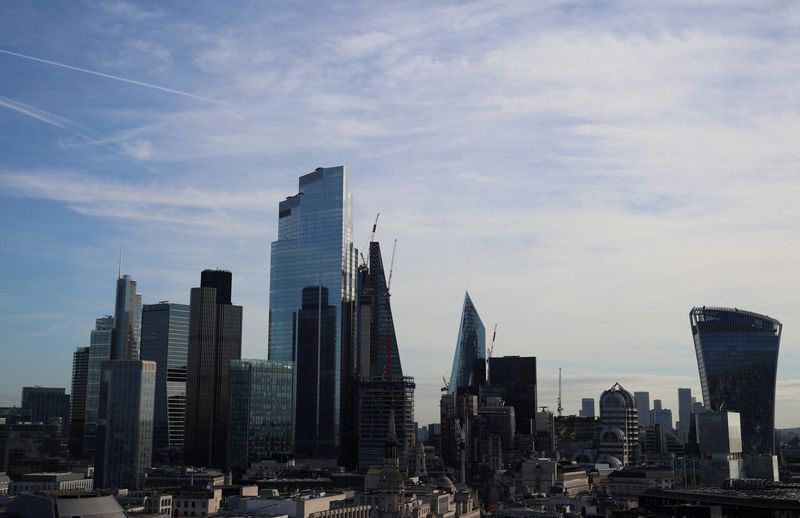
top-left (0, 96), bottom-right (94, 141)
top-left (0, 48), bottom-right (220, 104)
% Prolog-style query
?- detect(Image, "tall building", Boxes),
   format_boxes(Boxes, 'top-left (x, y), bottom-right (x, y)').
top-left (96, 360), bottom-right (156, 489)
top-left (598, 383), bottom-right (639, 466)
top-left (356, 241), bottom-right (415, 471)
top-left (268, 166), bottom-right (358, 461)
top-left (690, 306), bottom-right (782, 455)
top-left (227, 359), bottom-right (293, 476)
top-left (83, 316), bottom-right (114, 458)
top-left (448, 292), bottom-right (486, 393)
top-left (184, 270), bottom-right (243, 469)
top-left (677, 387), bottom-right (693, 440)
top-left (69, 346), bottom-right (89, 457)
top-left (20, 387), bottom-right (69, 438)
top-left (580, 398), bottom-right (595, 418)
top-left (634, 392), bottom-right (650, 427)
top-left (111, 275), bottom-right (143, 360)
top-left (140, 302), bottom-right (190, 463)
top-left (487, 356), bottom-right (537, 434)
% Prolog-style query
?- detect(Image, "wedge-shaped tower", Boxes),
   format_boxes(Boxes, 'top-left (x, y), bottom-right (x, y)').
top-left (690, 306), bottom-right (781, 455)
top-left (448, 292), bottom-right (486, 393)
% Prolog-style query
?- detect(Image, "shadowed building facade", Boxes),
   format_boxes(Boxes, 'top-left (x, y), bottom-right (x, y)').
top-left (690, 306), bottom-right (781, 455)
top-left (69, 346), bottom-right (89, 457)
top-left (185, 270), bottom-right (243, 469)
top-left (268, 166), bottom-right (358, 463)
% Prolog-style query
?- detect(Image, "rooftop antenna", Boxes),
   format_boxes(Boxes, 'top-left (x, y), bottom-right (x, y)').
top-left (118, 249), bottom-right (122, 279)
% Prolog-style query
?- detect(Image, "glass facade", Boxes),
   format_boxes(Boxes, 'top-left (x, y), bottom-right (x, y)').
top-left (140, 302), bottom-right (190, 463)
top-left (690, 306), bottom-right (782, 455)
top-left (448, 292), bottom-right (486, 393)
top-left (488, 356), bottom-right (537, 434)
top-left (97, 360), bottom-right (155, 490)
top-left (363, 241), bottom-right (403, 379)
top-left (227, 360), bottom-right (293, 475)
top-left (268, 166), bottom-right (358, 459)
top-left (69, 346), bottom-right (90, 456)
top-left (83, 316), bottom-right (114, 458)
top-left (111, 275), bottom-right (143, 360)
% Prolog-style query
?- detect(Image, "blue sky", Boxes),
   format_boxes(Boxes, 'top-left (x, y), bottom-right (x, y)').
top-left (1, 0), bottom-right (799, 426)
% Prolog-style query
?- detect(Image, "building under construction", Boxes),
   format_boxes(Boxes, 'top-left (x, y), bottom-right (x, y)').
top-left (356, 239), bottom-right (416, 471)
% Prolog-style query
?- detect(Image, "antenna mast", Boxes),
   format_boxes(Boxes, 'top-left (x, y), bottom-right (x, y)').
top-left (557, 368), bottom-right (563, 417)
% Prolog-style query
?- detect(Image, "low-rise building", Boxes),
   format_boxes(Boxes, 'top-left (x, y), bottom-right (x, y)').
top-left (11, 471), bottom-right (94, 494)
top-left (8, 491), bottom-right (127, 518)
top-left (173, 487), bottom-right (222, 517)
top-left (601, 467), bottom-right (674, 499)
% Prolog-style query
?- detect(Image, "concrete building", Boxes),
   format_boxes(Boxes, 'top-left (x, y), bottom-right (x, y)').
top-left (8, 492), bottom-right (127, 518)
top-left (173, 487), bottom-right (221, 517)
top-left (11, 471), bottom-right (94, 494)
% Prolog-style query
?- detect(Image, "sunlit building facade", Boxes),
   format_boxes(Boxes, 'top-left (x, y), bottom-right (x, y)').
top-left (268, 166), bottom-right (358, 461)
top-left (690, 306), bottom-right (781, 455)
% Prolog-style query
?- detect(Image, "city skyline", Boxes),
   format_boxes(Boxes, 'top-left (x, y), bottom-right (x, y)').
top-left (2, 1), bottom-right (800, 428)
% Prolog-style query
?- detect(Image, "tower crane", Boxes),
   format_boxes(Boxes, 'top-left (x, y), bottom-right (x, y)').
top-left (557, 368), bottom-right (563, 417)
top-left (486, 323), bottom-right (497, 382)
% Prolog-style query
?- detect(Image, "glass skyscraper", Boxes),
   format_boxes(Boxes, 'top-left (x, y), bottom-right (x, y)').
top-left (111, 274), bottom-right (143, 360)
top-left (83, 315), bottom-right (114, 458)
top-left (69, 346), bottom-right (89, 457)
top-left (268, 166), bottom-right (358, 460)
top-left (227, 360), bottom-right (293, 476)
top-left (140, 302), bottom-right (190, 463)
top-left (690, 306), bottom-right (782, 455)
top-left (448, 292), bottom-right (486, 393)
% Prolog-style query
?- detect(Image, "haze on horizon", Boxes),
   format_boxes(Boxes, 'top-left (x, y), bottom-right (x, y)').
top-left (1, 0), bottom-right (799, 427)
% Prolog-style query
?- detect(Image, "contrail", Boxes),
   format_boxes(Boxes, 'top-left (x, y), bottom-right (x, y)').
top-left (0, 48), bottom-right (219, 104)
top-left (0, 96), bottom-right (94, 141)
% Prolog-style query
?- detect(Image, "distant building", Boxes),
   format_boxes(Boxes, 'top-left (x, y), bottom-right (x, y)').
top-left (358, 377), bottom-right (416, 472)
top-left (227, 359), bottom-right (293, 475)
top-left (488, 356), bottom-right (537, 435)
top-left (140, 301), bottom-right (190, 464)
top-left (677, 388), bottom-right (693, 441)
top-left (0, 422), bottom-right (67, 477)
top-left (690, 306), bottom-right (782, 455)
top-left (580, 398), bottom-right (595, 418)
top-left (8, 492), bottom-right (127, 518)
top-left (83, 316), bottom-right (114, 459)
top-left (184, 269), bottom-right (243, 470)
top-left (448, 292), bottom-right (486, 394)
top-left (634, 392), bottom-right (650, 427)
top-left (21, 387), bottom-right (70, 433)
top-left (11, 471), bottom-right (94, 494)
top-left (69, 346), bottom-right (89, 457)
top-left (96, 360), bottom-right (156, 489)
top-left (650, 407), bottom-right (673, 431)
top-left (599, 383), bottom-right (639, 467)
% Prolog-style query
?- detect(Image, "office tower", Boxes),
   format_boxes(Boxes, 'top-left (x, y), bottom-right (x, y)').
top-left (692, 401), bottom-right (704, 415)
top-left (140, 302), bottom-right (190, 463)
top-left (268, 166), bottom-right (358, 461)
top-left (69, 346), bottom-right (89, 456)
top-left (448, 292), bottom-right (486, 393)
top-left (356, 241), bottom-right (415, 471)
top-left (227, 360), bottom-right (293, 475)
top-left (20, 387), bottom-right (69, 437)
top-left (184, 270), bottom-right (243, 469)
top-left (83, 316), bottom-right (114, 458)
top-left (95, 360), bottom-right (155, 489)
top-left (690, 306), bottom-right (781, 455)
top-left (581, 398), bottom-right (595, 418)
top-left (598, 383), bottom-right (639, 466)
top-left (634, 392), bottom-right (650, 427)
top-left (677, 388), bottom-right (692, 440)
top-left (650, 407), bottom-right (673, 431)
top-left (440, 390), bottom-right (478, 482)
top-left (111, 274), bottom-right (143, 360)
top-left (653, 399), bottom-right (663, 411)
top-left (488, 356), bottom-right (537, 434)
top-left (0, 423), bottom-right (67, 477)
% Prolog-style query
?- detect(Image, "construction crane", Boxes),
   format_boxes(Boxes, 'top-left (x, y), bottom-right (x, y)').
top-left (441, 376), bottom-right (450, 392)
top-left (370, 212), bottom-right (380, 243)
top-left (557, 368), bottom-right (563, 417)
top-left (387, 239), bottom-right (397, 292)
top-left (486, 323), bottom-right (497, 382)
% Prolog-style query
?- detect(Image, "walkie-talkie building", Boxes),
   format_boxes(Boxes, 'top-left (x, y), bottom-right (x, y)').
top-left (690, 306), bottom-right (782, 455)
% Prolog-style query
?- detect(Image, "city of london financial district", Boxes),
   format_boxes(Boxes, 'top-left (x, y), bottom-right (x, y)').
top-left (0, 166), bottom-right (794, 517)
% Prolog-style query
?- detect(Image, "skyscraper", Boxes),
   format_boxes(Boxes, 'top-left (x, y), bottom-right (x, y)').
top-left (488, 356), bottom-right (537, 434)
top-left (111, 275), bottom-right (143, 360)
top-left (83, 316), bottom-right (114, 459)
top-left (677, 387), bottom-right (693, 440)
top-left (69, 346), bottom-right (89, 457)
top-left (634, 392), bottom-right (651, 427)
top-left (268, 166), bottom-right (358, 461)
top-left (690, 306), bottom-right (781, 455)
top-left (184, 270), bottom-right (243, 469)
top-left (448, 292), bottom-right (485, 393)
top-left (356, 241), bottom-right (415, 471)
top-left (21, 387), bottom-right (70, 433)
top-left (140, 302), bottom-right (190, 463)
top-left (95, 360), bottom-right (155, 489)
top-left (227, 360), bottom-right (293, 476)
